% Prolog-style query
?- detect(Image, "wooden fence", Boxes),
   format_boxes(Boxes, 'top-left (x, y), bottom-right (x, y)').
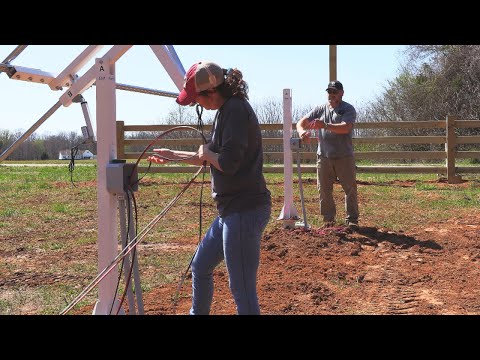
top-left (116, 116), bottom-right (480, 183)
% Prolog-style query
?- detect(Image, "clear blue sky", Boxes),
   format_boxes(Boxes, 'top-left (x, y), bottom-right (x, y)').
top-left (0, 45), bottom-right (406, 136)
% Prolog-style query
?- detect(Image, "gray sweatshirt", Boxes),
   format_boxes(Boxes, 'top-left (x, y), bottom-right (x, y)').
top-left (208, 96), bottom-right (271, 217)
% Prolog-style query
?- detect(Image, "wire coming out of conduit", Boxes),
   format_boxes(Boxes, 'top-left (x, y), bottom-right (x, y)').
top-left (61, 120), bottom-right (210, 315)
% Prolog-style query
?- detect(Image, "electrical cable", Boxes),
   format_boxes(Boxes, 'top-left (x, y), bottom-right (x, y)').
top-left (68, 138), bottom-right (92, 187)
top-left (172, 104), bottom-right (209, 308)
top-left (108, 188), bottom-right (132, 315)
top-left (61, 124), bottom-right (208, 315)
top-left (132, 125), bottom-right (207, 174)
top-left (116, 124), bottom-right (209, 314)
top-left (116, 112), bottom-right (211, 313)
top-left (128, 124), bottom-right (208, 191)
top-left (68, 145), bottom-right (80, 187)
top-left (59, 165), bottom-right (205, 315)
top-left (115, 186), bottom-right (140, 315)
top-left (172, 169), bottom-right (205, 308)
top-left (195, 104), bottom-right (205, 135)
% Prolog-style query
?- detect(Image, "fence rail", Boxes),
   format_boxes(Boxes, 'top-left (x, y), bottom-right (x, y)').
top-left (116, 116), bottom-right (480, 183)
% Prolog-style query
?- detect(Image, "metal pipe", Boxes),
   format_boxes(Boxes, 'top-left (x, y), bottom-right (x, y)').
top-left (149, 45), bottom-right (185, 91)
top-left (296, 149), bottom-right (309, 229)
top-left (92, 81), bottom-right (178, 98)
top-left (114, 82), bottom-right (178, 98)
top-left (2, 45), bottom-right (28, 64)
top-left (165, 45), bottom-right (186, 73)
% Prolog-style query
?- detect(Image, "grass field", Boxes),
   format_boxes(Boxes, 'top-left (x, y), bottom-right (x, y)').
top-left (1, 161), bottom-right (480, 314)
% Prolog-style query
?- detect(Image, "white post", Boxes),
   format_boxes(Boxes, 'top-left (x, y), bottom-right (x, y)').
top-left (278, 89), bottom-right (298, 226)
top-left (92, 57), bottom-right (121, 315)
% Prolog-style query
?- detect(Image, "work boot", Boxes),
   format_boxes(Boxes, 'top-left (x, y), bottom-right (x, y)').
top-left (346, 220), bottom-right (359, 231)
top-left (322, 221), bottom-right (336, 229)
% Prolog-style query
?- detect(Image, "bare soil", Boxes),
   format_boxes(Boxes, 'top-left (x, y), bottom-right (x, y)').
top-left (140, 217), bottom-right (480, 315)
top-left (3, 176), bottom-right (479, 315)
top-left (71, 181), bottom-right (480, 315)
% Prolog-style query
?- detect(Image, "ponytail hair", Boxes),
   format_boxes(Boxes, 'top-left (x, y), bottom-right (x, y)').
top-left (216, 67), bottom-right (249, 100)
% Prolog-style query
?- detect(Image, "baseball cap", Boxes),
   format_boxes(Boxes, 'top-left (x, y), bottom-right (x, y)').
top-left (176, 61), bottom-right (225, 106)
top-left (325, 80), bottom-right (343, 91)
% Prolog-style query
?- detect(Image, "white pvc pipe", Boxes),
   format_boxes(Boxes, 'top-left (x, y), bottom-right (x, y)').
top-left (277, 89), bottom-right (298, 222)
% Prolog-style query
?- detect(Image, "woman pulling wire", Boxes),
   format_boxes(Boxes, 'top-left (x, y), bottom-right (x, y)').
top-left (148, 61), bottom-right (271, 315)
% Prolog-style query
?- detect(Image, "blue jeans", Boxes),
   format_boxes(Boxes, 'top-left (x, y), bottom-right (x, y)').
top-left (189, 203), bottom-right (271, 315)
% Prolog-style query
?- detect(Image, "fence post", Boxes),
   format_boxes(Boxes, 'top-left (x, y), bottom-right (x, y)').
top-left (277, 89), bottom-right (299, 226)
top-left (116, 121), bottom-right (125, 159)
top-left (446, 115), bottom-right (462, 183)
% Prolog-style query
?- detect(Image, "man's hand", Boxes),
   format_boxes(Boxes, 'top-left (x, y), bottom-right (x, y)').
top-left (298, 129), bottom-right (311, 144)
top-left (309, 118), bottom-right (326, 130)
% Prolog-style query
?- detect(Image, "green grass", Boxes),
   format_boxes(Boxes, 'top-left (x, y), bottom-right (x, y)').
top-left (40, 284), bottom-right (98, 315)
top-left (0, 299), bottom-right (13, 314)
top-left (52, 203), bottom-right (69, 213)
top-left (40, 241), bottom-right (66, 251)
top-left (1, 208), bottom-right (16, 218)
top-left (139, 251), bottom-right (194, 286)
top-left (1, 161), bottom-right (480, 314)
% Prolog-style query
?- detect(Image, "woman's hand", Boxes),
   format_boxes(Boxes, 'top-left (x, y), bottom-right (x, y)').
top-left (147, 148), bottom-right (173, 164)
top-left (198, 144), bottom-right (210, 162)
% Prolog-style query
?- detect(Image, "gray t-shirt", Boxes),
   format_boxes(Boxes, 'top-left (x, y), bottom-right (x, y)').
top-left (304, 100), bottom-right (356, 158)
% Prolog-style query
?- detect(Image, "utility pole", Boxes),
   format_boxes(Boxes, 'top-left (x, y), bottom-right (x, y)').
top-left (329, 45), bottom-right (337, 81)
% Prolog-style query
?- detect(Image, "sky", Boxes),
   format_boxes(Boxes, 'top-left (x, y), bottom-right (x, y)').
top-left (0, 45), bottom-right (407, 136)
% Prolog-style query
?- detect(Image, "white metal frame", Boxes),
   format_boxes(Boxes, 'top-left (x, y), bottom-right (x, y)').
top-left (0, 45), bottom-right (185, 314)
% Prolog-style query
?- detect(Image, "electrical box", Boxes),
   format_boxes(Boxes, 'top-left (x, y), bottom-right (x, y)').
top-left (290, 137), bottom-right (301, 151)
top-left (106, 160), bottom-right (138, 194)
top-left (81, 126), bottom-right (89, 139)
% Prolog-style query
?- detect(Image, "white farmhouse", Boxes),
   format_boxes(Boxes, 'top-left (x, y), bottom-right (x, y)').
top-left (82, 150), bottom-right (94, 159)
top-left (58, 149), bottom-right (96, 160)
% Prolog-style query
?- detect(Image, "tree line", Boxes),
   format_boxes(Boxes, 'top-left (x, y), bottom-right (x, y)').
top-left (2, 45), bottom-right (479, 161)
top-left (0, 130), bottom-right (96, 161)
top-left (358, 45), bottom-right (480, 154)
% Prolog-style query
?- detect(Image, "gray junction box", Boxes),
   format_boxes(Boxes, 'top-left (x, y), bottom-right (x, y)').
top-left (106, 161), bottom-right (138, 194)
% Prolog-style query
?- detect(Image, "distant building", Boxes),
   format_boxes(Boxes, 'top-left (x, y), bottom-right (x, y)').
top-left (82, 150), bottom-right (94, 159)
top-left (59, 149), bottom-right (96, 160)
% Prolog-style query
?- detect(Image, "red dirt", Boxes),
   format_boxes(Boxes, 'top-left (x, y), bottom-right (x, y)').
top-left (7, 177), bottom-right (473, 315)
top-left (75, 212), bottom-right (480, 315)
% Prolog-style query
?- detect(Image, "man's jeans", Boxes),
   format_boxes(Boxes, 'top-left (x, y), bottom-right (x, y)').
top-left (189, 203), bottom-right (271, 315)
